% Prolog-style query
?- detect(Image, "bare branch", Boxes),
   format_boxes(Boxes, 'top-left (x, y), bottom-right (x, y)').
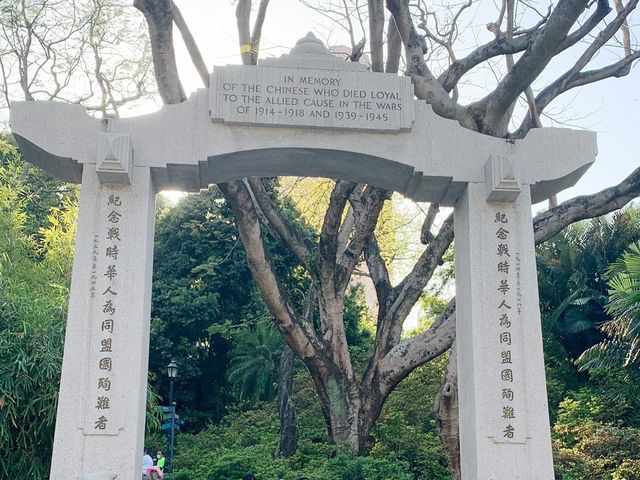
top-left (438, 33), bottom-right (534, 93)
top-left (338, 186), bottom-right (387, 289)
top-left (391, 212), bottom-right (454, 324)
top-left (219, 179), bottom-right (325, 363)
top-left (364, 235), bottom-right (392, 308)
top-left (236, 0), bottom-right (253, 65)
top-left (385, 14), bottom-right (402, 73)
top-left (386, 0), bottom-right (475, 129)
top-left (420, 202), bottom-right (439, 245)
top-left (134, 0), bottom-right (186, 104)
top-left (319, 180), bottom-right (357, 285)
top-left (515, 0), bottom-right (639, 137)
top-left (368, 0), bottom-right (385, 72)
top-left (171, 0), bottom-right (208, 87)
top-left (469, 0), bottom-right (590, 136)
top-left (250, 0), bottom-right (270, 64)
top-left (369, 212), bottom-right (454, 370)
top-left (533, 166), bottom-right (640, 244)
top-left (246, 177), bottom-right (316, 274)
top-left (376, 300), bottom-right (456, 394)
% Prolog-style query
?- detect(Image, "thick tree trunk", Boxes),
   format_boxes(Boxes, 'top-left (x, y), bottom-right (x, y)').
top-left (312, 373), bottom-right (389, 455)
top-left (314, 372), bottom-right (363, 453)
top-left (434, 343), bottom-right (460, 480)
top-left (275, 345), bottom-right (298, 458)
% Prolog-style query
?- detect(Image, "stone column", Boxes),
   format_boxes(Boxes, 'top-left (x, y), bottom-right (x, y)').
top-left (454, 156), bottom-right (554, 479)
top-left (50, 159), bottom-right (156, 479)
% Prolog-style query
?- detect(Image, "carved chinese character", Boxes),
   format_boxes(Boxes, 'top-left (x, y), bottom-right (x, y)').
top-left (498, 300), bottom-right (512, 310)
top-left (503, 424), bottom-right (515, 439)
top-left (102, 300), bottom-right (115, 315)
top-left (99, 357), bottom-right (112, 371)
top-left (96, 396), bottom-right (111, 410)
top-left (107, 227), bottom-right (121, 241)
top-left (498, 279), bottom-right (510, 295)
top-left (499, 332), bottom-right (512, 345)
top-left (502, 406), bottom-right (515, 419)
top-left (98, 377), bottom-right (112, 391)
top-left (499, 313), bottom-right (511, 328)
top-left (94, 415), bottom-right (108, 430)
top-left (497, 244), bottom-right (510, 257)
top-left (104, 265), bottom-right (117, 281)
top-left (101, 319), bottom-right (114, 333)
top-left (106, 245), bottom-right (119, 260)
top-left (501, 369), bottom-right (513, 382)
top-left (501, 350), bottom-right (512, 364)
top-left (107, 210), bottom-right (122, 223)
top-left (495, 212), bottom-right (508, 224)
top-left (502, 388), bottom-right (514, 401)
top-left (107, 194), bottom-right (122, 206)
top-left (495, 227), bottom-right (509, 240)
top-left (497, 260), bottom-right (510, 274)
top-left (100, 338), bottom-right (112, 352)
top-left (102, 285), bottom-right (118, 296)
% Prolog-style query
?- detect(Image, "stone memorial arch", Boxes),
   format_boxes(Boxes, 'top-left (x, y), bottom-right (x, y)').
top-left (10, 34), bottom-right (596, 480)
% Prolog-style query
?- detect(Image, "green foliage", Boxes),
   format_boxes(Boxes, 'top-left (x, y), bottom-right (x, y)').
top-left (580, 242), bottom-right (640, 370)
top-left (227, 320), bottom-right (283, 402)
top-left (538, 208), bottom-right (640, 415)
top-left (538, 209), bottom-right (640, 479)
top-left (371, 356), bottom-right (450, 480)
top-left (537, 208), bottom-right (640, 360)
top-left (150, 187), bottom-right (266, 421)
top-left (164, 358), bottom-right (450, 480)
top-left (0, 134), bottom-right (78, 240)
top-left (551, 369), bottom-right (640, 479)
top-left (0, 143), bottom-right (76, 479)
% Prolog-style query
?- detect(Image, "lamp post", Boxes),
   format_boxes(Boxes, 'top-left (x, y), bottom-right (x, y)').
top-left (166, 359), bottom-right (178, 473)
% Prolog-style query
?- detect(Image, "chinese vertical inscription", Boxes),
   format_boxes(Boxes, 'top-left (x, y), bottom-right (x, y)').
top-left (487, 207), bottom-right (527, 444)
top-left (84, 190), bottom-right (124, 435)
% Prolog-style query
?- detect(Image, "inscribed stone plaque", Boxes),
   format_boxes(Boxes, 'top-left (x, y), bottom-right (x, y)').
top-left (83, 188), bottom-right (126, 436)
top-left (483, 203), bottom-right (528, 444)
top-left (210, 65), bottom-right (414, 132)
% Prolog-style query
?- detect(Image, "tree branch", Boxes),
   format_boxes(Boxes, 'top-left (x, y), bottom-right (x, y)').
top-left (469, 0), bottom-right (589, 136)
top-left (533, 166), bottom-right (640, 244)
top-left (319, 180), bottom-right (357, 289)
top-left (385, 0), bottom-right (475, 129)
top-left (368, 212), bottom-right (454, 376)
top-left (246, 177), bottom-right (316, 274)
top-left (171, 0), bottom-right (209, 87)
top-left (515, 0), bottom-right (639, 137)
top-left (250, 0), bottom-right (270, 64)
top-left (337, 186), bottom-right (387, 290)
top-left (368, 0), bottom-right (385, 72)
top-left (385, 14), bottom-right (402, 74)
top-left (219, 180), bottom-right (325, 364)
top-left (376, 300), bottom-right (456, 395)
top-left (364, 235), bottom-right (392, 310)
top-left (236, 0), bottom-right (253, 65)
top-left (134, 0), bottom-right (186, 104)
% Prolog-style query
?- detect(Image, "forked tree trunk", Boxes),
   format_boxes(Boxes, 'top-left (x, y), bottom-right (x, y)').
top-left (314, 372), bottom-right (389, 455)
top-left (313, 371), bottom-right (363, 453)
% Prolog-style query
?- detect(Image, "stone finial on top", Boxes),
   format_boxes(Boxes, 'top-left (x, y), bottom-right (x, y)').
top-left (260, 32), bottom-right (368, 71)
top-left (290, 32), bottom-right (330, 56)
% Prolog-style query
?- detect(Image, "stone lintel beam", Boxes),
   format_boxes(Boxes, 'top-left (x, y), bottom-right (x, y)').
top-left (9, 97), bottom-right (596, 204)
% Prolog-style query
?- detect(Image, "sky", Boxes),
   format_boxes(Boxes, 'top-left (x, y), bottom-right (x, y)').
top-left (163, 1), bottom-right (638, 206)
